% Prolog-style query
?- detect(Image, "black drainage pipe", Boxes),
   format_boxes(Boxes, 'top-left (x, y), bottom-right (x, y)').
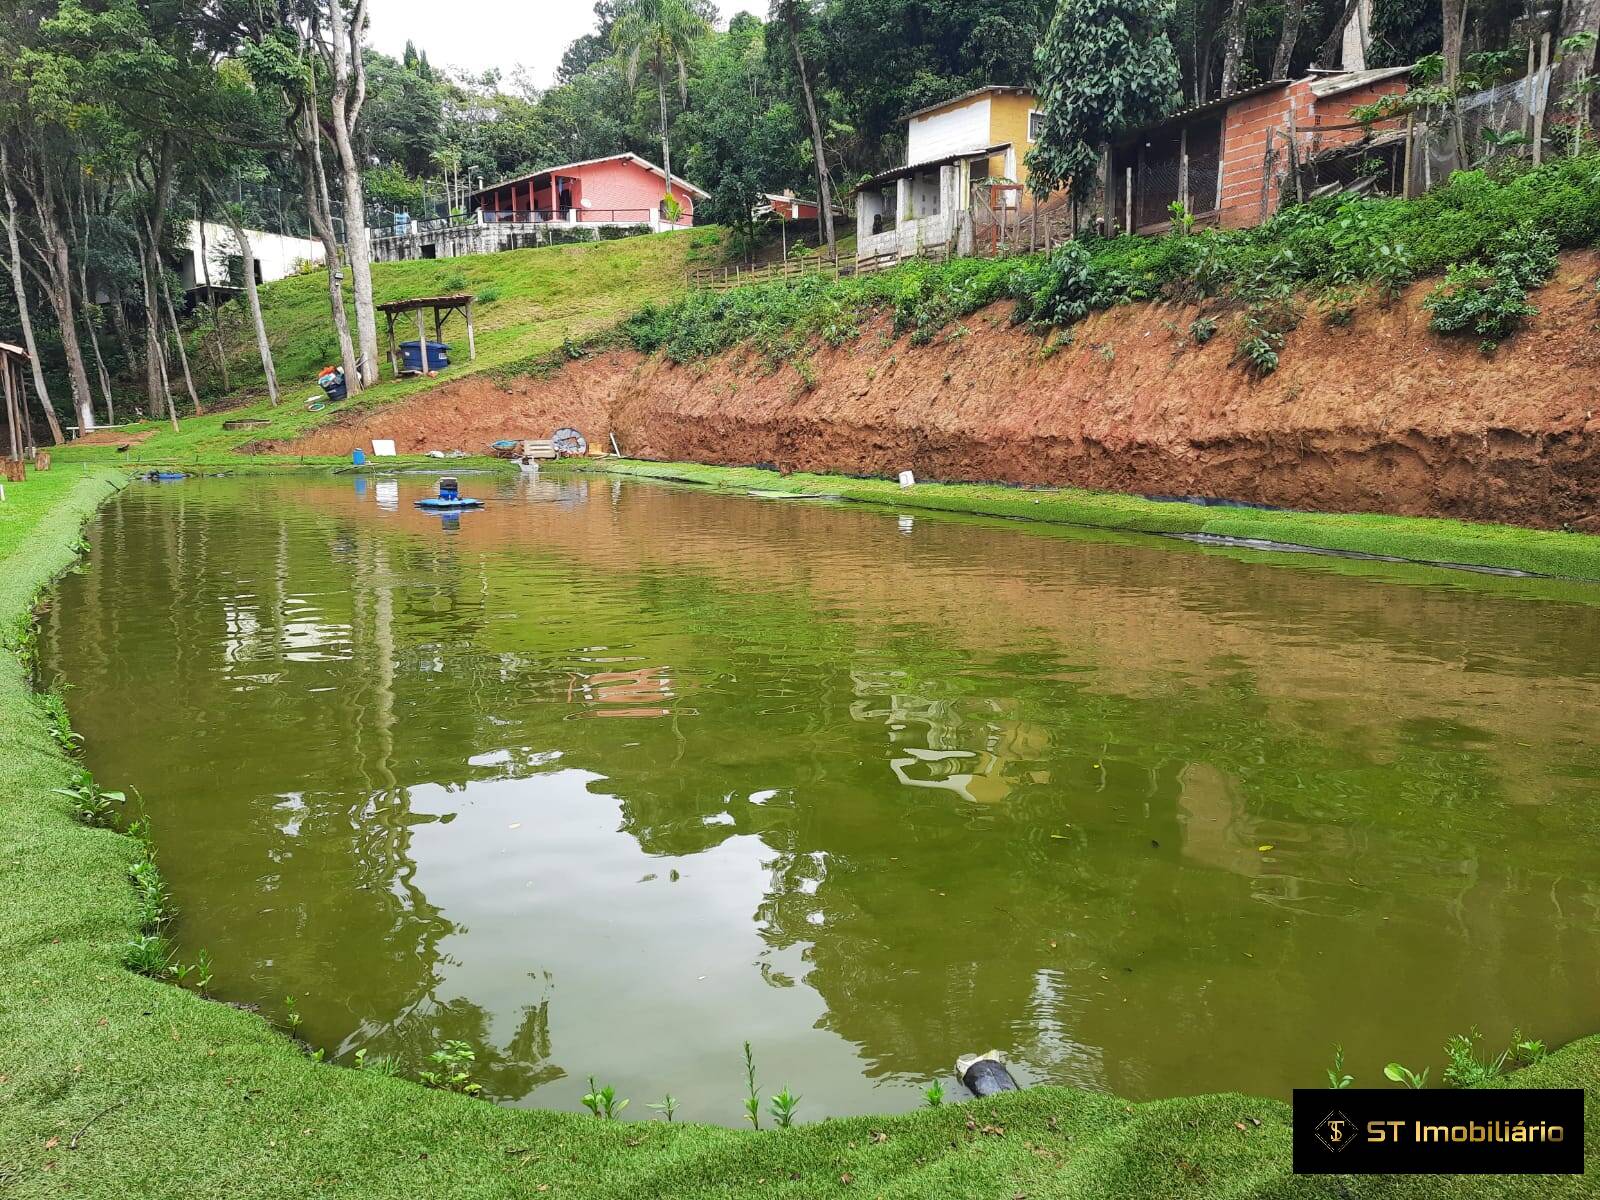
top-left (956, 1050), bottom-right (1020, 1097)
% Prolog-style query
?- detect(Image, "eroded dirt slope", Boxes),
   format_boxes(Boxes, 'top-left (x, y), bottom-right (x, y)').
top-left (270, 250), bottom-right (1600, 528)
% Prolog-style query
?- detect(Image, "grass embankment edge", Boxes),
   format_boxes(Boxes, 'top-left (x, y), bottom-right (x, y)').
top-left (1, 466), bottom-right (1596, 1199)
top-left (563, 459), bottom-right (1600, 581)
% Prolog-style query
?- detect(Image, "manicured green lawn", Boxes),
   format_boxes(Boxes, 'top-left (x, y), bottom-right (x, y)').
top-left (0, 463), bottom-right (1596, 1198)
top-left (565, 459), bottom-right (1600, 582)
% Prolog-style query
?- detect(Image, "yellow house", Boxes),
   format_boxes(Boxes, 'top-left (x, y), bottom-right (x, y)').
top-left (854, 85), bottom-right (1045, 261)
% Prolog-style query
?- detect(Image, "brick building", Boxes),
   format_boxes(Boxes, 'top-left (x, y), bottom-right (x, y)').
top-left (1107, 67), bottom-right (1411, 234)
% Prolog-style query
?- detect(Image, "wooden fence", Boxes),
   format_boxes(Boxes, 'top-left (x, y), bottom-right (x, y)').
top-left (687, 244), bottom-right (950, 291)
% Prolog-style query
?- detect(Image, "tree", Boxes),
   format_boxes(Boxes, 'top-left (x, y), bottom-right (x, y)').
top-left (1025, 0), bottom-right (1181, 201)
top-left (321, 0), bottom-right (379, 389)
top-left (611, 0), bottom-right (711, 217)
top-left (0, 143), bottom-right (61, 444)
top-left (771, 2), bottom-right (836, 253)
top-left (682, 16), bottom-right (807, 253)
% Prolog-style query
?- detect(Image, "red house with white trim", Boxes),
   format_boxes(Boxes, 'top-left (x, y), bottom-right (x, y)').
top-left (468, 153), bottom-right (708, 229)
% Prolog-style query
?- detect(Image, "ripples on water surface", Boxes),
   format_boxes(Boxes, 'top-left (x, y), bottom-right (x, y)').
top-left (41, 473), bottom-right (1600, 1120)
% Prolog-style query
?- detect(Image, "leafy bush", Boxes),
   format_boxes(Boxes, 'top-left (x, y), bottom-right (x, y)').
top-left (1423, 264), bottom-right (1537, 343)
top-left (619, 153), bottom-right (1599, 368)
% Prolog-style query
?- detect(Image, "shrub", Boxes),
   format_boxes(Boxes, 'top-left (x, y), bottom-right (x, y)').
top-left (1423, 263), bottom-right (1538, 342)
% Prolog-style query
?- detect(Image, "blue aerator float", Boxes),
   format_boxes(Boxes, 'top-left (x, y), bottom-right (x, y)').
top-left (414, 476), bottom-right (484, 511)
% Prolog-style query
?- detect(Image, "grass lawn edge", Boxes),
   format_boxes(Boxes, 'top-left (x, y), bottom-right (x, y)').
top-left (1, 464), bottom-right (1595, 1199)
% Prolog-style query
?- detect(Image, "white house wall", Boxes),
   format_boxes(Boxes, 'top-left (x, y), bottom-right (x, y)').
top-left (907, 98), bottom-right (991, 164)
top-left (181, 222), bottom-right (325, 290)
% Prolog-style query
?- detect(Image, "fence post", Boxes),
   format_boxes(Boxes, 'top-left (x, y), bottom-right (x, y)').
top-left (1532, 32), bottom-right (1551, 167)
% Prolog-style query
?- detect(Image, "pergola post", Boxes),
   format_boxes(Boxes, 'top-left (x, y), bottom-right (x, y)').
top-left (416, 307), bottom-right (427, 373)
top-left (386, 312), bottom-right (399, 378)
top-left (465, 301), bottom-right (477, 361)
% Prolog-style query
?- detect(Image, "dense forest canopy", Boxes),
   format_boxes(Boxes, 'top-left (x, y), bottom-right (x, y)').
top-left (0, 0), bottom-right (1595, 439)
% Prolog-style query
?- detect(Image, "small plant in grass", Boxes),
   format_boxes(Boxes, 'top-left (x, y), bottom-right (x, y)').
top-left (420, 1041), bottom-right (483, 1097)
top-left (769, 1088), bottom-right (801, 1128)
top-left (1442, 1028), bottom-right (1511, 1088)
top-left (648, 1093), bottom-right (679, 1122)
top-left (55, 770), bottom-right (127, 828)
top-left (283, 995), bottom-right (303, 1033)
top-left (1384, 1061), bottom-right (1429, 1089)
top-left (924, 1080), bottom-right (945, 1107)
top-left (37, 691), bottom-right (82, 752)
top-left (193, 948), bottom-right (214, 993)
top-left (1188, 316), bottom-right (1217, 345)
top-left (475, 286), bottom-right (501, 305)
top-left (122, 933), bottom-right (173, 977)
top-left (581, 1075), bottom-right (627, 1119)
top-left (742, 1041), bottom-right (761, 1130)
top-left (1326, 1044), bottom-right (1353, 1089)
top-left (354, 1047), bottom-right (403, 1076)
top-left (128, 859), bottom-right (171, 930)
top-left (1510, 1030), bottom-right (1547, 1067)
top-left (442, 270), bottom-right (468, 291)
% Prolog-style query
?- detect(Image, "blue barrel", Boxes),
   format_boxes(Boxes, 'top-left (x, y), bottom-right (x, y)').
top-left (400, 341), bottom-right (450, 372)
top-left (352, 448), bottom-right (366, 466)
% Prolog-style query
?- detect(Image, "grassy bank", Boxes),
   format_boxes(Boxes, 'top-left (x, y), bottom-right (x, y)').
top-left (563, 459), bottom-right (1600, 581)
top-left (56, 229), bottom-right (713, 468)
top-left (3, 474), bottom-right (1597, 1200)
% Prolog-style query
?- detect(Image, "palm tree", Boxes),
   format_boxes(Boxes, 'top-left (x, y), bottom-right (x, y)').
top-left (611, 0), bottom-right (710, 220)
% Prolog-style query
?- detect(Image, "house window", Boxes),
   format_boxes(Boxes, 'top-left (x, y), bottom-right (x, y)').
top-left (1028, 110), bottom-right (1045, 143)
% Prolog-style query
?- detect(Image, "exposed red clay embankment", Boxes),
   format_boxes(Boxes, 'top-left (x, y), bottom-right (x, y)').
top-left (268, 250), bottom-right (1600, 529)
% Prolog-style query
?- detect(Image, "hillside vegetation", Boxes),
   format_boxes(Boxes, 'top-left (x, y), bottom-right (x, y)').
top-left (69, 230), bottom-right (716, 463)
top-left (623, 155), bottom-right (1600, 367)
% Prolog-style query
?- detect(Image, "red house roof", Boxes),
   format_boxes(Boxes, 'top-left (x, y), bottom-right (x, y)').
top-left (469, 154), bottom-right (710, 205)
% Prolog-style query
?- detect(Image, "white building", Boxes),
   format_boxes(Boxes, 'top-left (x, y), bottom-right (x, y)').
top-left (179, 222), bottom-right (326, 292)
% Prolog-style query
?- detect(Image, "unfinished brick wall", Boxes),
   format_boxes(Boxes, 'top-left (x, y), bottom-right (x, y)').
top-left (1216, 77), bottom-right (1409, 228)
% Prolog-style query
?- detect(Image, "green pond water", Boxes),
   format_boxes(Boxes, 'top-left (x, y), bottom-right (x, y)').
top-left (41, 472), bottom-right (1600, 1121)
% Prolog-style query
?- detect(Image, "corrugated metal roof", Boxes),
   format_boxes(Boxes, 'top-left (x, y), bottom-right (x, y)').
top-left (904, 85), bottom-right (1033, 123)
top-left (850, 144), bottom-right (1012, 194)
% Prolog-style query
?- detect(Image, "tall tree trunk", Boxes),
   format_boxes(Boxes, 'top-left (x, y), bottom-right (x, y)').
top-left (139, 140), bottom-right (177, 417)
top-left (75, 255), bottom-right (114, 424)
top-left (135, 226), bottom-right (178, 432)
top-left (1441, 0), bottom-right (1468, 87)
top-left (1220, 0), bottom-right (1251, 95)
top-left (296, 86), bottom-right (359, 395)
top-left (785, 12), bottom-right (837, 254)
top-left (657, 72), bottom-right (676, 221)
top-left (1273, 0), bottom-right (1308, 78)
top-left (207, 184), bottom-right (279, 406)
top-left (1554, 0), bottom-right (1600, 125)
top-left (325, 0), bottom-right (379, 388)
top-left (31, 180), bottom-right (97, 434)
top-left (0, 144), bottom-right (62, 445)
top-left (150, 226), bottom-right (201, 417)
top-left (1317, 0), bottom-right (1362, 68)
top-left (198, 215), bottom-right (230, 393)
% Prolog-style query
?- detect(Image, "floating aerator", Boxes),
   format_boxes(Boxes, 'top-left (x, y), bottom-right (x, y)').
top-left (415, 476), bottom-right (484, 511)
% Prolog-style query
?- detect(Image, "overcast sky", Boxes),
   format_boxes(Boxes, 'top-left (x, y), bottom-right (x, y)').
top-left (367, 2), bottom-right (767, 91)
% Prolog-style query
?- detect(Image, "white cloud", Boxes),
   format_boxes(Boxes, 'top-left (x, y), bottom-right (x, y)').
top-left (366, 1), bottom-right (767, 91)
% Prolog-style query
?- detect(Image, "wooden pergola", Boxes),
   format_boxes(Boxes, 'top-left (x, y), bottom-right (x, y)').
top-left (2, 341), bottom-right (30, 481)
top-left (377, 294), bottom-right (477, 379)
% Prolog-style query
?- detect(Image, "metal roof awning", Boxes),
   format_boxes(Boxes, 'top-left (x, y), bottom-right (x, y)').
top-left (1115, 80), bottom-right (1293, 144)
top-left (851, 144), bottom-right (1012, 195)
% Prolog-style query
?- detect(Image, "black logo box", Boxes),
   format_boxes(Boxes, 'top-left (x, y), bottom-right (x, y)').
top-left (1292, 1088), bottom-right (1584, 1175)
